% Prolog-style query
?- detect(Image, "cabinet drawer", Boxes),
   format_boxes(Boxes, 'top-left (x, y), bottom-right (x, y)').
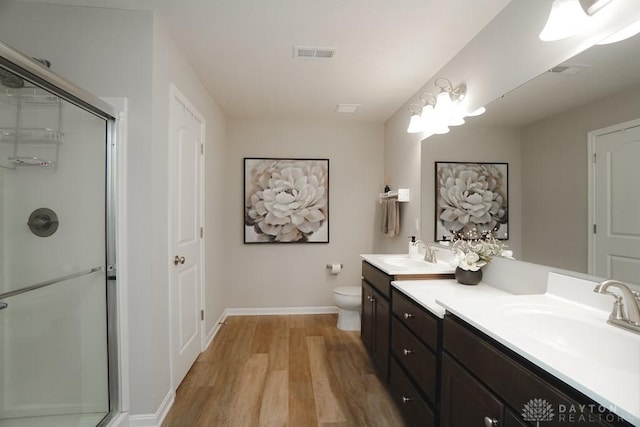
top-left (392, 290), bottom-right (439, 351)
top-left (362, 261), bottom-right (391, 298)
top-left (389, 358), bottom-right (435, 427)
top-left (391, 317), bottom-right (437, 403)
top-left (443, 316), bottom-right (619, 427)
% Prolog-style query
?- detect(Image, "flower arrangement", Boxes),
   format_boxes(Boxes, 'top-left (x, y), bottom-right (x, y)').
top-left (449, 233), bottom-right (513, 271)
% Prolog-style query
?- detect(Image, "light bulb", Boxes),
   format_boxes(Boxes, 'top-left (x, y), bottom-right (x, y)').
top-left (422, 104), bottom-right (449, 134)
top-left (467, 106), bottom-right (486, 117)
top-left (539, 0), bottom-right (589, 42)
top-left (407, 113), bottom-right (423, 133)
top-left (448, 115), bottom-right (466, 126)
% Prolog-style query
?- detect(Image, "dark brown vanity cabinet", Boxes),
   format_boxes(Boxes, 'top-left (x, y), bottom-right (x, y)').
top-left (361, 261), bottom-right (392, 379)
top-left (389, 289), bottom-right (441, 427)
top-left (441, 315), bottom-right (631, 427)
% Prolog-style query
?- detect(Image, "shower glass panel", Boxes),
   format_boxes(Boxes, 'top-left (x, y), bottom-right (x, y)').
top-left (0, 57), bottom-right (115, 426)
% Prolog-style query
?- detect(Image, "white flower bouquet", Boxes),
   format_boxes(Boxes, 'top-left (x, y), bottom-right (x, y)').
top-left (449, 236), bottom-right (513, 271)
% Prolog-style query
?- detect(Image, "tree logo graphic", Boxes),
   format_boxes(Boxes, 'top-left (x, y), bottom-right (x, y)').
top-left (522, 398), bottom-right (555, 426)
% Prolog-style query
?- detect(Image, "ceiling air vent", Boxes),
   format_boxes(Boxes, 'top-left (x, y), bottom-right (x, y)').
top-left (293, 46), bottom-right (336, 59)
top-left (548, 64), bottom-right (591, 75)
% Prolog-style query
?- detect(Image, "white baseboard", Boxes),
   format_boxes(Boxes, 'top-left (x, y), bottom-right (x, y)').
top-left (203, 310), bottom-right (228, 349)
top-left (107, 412), bottom-right (129, 427)
top-left (225, 306), bottom-right (338, 316)
top-left (128, 389), bottom-right (174, 427)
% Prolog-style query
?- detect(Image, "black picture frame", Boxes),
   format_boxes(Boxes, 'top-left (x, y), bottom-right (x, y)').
top-left (434, 161), bottom-right (508, 241)
top-left (244, 157), bottom-right (330, 243)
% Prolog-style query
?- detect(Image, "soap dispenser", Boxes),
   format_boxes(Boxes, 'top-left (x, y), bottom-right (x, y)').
top-left (408, 236), bottom-right (418, 258)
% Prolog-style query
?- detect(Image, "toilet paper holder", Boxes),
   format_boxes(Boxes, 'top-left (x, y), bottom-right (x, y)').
top-left (326, 263), bottom-right (344, 269)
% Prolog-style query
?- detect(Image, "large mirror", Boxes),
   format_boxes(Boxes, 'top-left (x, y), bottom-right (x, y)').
top-left (421, 32), bottom-right (640, 282)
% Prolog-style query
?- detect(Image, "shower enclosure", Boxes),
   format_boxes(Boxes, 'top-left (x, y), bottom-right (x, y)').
top-left (0, 42), bottom-right (119, 426)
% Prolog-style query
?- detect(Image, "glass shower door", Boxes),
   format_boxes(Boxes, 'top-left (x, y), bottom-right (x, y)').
top-left (0, 64), bottom-right (112, 426)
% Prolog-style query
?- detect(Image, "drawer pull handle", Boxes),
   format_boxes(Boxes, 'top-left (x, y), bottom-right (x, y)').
top-left (401, 396), bottom-right (413, 404)
top-left (402, 348), bottom-right (413, 356)
top-left (403, 312), bottom-right (414, 319)
top-left (484, 416), bottom-right (499, 427)
top-left (370, 297), bottom-right (376, 303)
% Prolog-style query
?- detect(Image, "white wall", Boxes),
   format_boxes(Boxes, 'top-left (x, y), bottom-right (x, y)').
top-left (420, 125), bottom-right (522, 257)
top-left (521, 82), bottom-right (640, 272)
top-left (373, 107), bottom-right (423, 254)
top-left (151, 12), bottom-right (229, 390)
top-left (226, 119), bottom-right (383, 308)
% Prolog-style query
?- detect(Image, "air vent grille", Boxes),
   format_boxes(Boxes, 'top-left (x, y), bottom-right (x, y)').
top-left (293, 46), bottom-right (336, 59)
top-left (549, 64), bottom-right (591, 75)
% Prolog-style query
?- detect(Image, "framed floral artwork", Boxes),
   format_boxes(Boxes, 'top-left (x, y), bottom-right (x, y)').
top-left (244, 158), bottom-right (329, 243)
top-left (435, 161), bottom-right (508, 241)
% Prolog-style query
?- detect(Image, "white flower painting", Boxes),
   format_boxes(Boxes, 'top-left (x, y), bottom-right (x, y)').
top-left (244, 158), bottom-right (329, 243)
top-left (435, 162), bottom-right (508, 241)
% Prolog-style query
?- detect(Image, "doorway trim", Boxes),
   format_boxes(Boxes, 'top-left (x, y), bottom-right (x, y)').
top-left (587, 117), bottom-right (640, 275)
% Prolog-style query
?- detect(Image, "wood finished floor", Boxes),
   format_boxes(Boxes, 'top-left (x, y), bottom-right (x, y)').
top-left (162, 314), bottom-right (405, 427)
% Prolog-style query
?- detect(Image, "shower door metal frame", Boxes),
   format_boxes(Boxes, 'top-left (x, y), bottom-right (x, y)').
top-left (0, 40), bottom-right (122, 427)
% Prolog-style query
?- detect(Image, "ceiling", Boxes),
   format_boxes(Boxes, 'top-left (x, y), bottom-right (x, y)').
top-left (144, 0), bottom-right (512, 122)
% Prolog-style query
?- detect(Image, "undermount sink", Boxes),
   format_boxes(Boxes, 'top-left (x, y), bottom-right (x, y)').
top-left (378, 256), bottom-right (434, 268)
top-left (361, 253), bottom-right (455, 275)
top-left (497, 301), bottom-right (640, 372)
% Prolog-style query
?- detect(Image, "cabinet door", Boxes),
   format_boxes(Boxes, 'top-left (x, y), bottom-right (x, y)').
top-left (389, 358), bottom-right (435, 427)
top-left (504, 408), bottom-right (529, 427)
top-left (361, 280), bottom-right (375, 352)
top-left (374, 291), bottom-right (390, 381)
top-left (441, 353), bottom-right (504, 427)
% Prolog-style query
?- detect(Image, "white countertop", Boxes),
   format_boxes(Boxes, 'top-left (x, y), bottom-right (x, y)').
top-left (361, 253), bottom-right (455, 276)
top-left (391, 279), bottom-right (510, 318)
top-left (391, 273), bottom-right (640, 425)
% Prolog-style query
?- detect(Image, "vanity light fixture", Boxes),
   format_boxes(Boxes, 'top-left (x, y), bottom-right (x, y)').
top-left (407, 103), bottom-right (424, 133)
top-left (406, 78), bottom-right (475, 137)
top-left (539, 0), bottom-right (613, 41)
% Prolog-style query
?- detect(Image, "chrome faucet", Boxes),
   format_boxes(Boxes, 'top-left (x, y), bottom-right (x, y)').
top-left (415, 240), bottom-right (438, 263)
top-left (593, 279), bottom-right (640, 334)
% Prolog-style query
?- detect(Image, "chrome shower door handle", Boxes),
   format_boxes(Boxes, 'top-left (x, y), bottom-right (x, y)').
top-left (174, 255), bottom-right (186, 265)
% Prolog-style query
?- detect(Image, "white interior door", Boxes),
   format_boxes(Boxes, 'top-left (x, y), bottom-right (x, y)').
top-left (169, 85), bottom-right (204, 388)
top-left (590, 121), bottom-right (640, 285)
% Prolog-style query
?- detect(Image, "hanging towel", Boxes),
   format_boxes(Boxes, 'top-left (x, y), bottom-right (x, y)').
top-left (382, 198), bottom-right (400, 237)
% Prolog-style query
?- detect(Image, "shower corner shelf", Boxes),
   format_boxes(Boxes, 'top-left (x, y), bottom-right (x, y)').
top-left (0, 85), bottom-right (62, 106)
top-left (0, 127), bottom-right (64, 144)
top-left (8, 156), bottom-right (55, 168)
top-left (0, 84), bottom-right (63, 170)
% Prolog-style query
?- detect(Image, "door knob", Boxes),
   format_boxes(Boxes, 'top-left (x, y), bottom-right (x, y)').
top-left (174, 255), bottom-right (186, 265)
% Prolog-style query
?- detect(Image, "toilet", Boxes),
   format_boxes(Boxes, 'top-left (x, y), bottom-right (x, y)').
top-left (333, 286), bottom-right (362, 331)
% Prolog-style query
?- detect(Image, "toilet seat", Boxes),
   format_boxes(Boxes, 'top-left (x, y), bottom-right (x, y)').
top-left (334, 286), bottom-right (361, 296)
